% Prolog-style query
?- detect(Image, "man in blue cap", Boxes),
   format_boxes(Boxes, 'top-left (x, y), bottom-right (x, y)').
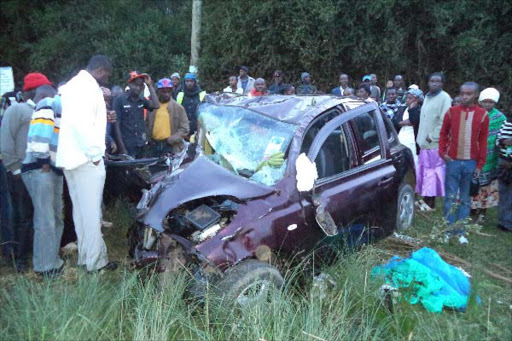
top-left (362, 75), bottom-right (372, 83)
top-left (176, 73), bottom-right (206, 136)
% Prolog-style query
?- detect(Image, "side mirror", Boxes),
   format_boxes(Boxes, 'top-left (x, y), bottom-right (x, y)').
top-left (315, 204), bottom-right (338, 237)
top-left (295, 153), bottom-right (318, 192)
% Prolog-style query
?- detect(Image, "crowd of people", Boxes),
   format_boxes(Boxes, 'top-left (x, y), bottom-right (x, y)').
top-left (0, 56), bottom-right (511, 278)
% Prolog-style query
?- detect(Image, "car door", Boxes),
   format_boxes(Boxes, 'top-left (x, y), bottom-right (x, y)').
top-left (304, 103), bottom-right (398, 242)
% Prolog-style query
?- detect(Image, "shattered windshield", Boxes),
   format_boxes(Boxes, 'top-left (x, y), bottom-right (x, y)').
top-left (198, 104), bottom-right (296, 186)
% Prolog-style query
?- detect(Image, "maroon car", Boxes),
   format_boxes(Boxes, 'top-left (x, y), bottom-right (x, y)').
top-left (130, 94), bottom-right (415, 305)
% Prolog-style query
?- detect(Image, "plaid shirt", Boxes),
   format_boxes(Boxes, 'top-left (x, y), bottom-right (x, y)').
top-left (380, 100), bottom-right (402, 119)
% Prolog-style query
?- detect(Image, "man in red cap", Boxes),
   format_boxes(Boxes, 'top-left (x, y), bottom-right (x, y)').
top-left (113, 70), bottom-right (159, 157)
top-left (0, 72), bottom-right (51, 272)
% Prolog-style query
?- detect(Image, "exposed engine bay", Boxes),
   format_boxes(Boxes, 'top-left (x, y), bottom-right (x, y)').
top-left (131, 197), bottom-right (239, 273)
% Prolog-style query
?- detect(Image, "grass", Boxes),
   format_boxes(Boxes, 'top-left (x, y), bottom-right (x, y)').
top-left (0, 198), bottom-right (510, 341)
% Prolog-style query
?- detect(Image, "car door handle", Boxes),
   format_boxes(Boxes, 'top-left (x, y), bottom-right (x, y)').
top-left (378, 177), bottom-right (393, 186)
top-left (392, 154), bottom-right (404, 163)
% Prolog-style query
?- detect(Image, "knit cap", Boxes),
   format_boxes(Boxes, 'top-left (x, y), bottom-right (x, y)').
top-left (23, 73), bottom-right (52, 91)
top-left (479, 87), bottom-right (500, 103)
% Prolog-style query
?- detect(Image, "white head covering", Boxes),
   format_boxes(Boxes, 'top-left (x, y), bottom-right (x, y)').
top-left (479, 87), bottom-right (500, 103)
top-left (408, 84), bottom-right (419, 90)
top-left (171, 72), bottom-right (181, 80)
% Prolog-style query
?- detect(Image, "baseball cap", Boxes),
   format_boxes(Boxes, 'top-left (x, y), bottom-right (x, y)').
top-left (156, 78), bottom-right (173, 89)
top-left (127, 70), bottom-right (147, 83)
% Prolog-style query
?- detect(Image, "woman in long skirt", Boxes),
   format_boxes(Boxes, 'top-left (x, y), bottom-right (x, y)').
top-left (470, 88), bottom-right (506, 222)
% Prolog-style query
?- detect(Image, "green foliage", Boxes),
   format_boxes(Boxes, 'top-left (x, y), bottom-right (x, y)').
top-left (1, 245), bottom-right (510, 340)
top-left (200, 0), bottom-right (512, 109)
top-left (1, 0), bottom-right (511, 108)
top-left (0, 0), bottom-right (191, 86)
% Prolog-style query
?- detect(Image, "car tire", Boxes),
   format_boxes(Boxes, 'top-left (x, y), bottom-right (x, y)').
top-left (396, 183), bottom-right (414, 230)
top-left (213, 259), bottom-right (284, 309)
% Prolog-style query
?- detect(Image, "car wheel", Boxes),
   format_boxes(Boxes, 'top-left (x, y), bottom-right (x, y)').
top-left (396, 183), bottom-right (414, 230)
top-left (214, 259), bottom-right (284, 308)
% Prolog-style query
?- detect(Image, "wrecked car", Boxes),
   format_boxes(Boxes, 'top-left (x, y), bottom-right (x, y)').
top-left (130, 94), bottom-right (416, 305)
top-left (104, 145), bottom-right (190, 203)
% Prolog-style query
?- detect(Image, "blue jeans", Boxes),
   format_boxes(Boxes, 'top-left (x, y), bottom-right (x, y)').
top-left (22, 170), bottom-right (64, 272)
top-left (0, 161), bottom-right (13, 257)
top-left (444, 159), bottom-right (477, 225)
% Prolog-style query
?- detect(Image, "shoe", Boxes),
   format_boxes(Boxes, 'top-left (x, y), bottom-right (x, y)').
top-left (88, 261), bottom-right (118, 274)
top-left (420, 201), bottom-right (434, 212)
top-left (497, 224), bottom-right (512, 232)
top-left (36, 264), bottom-right (64, 279)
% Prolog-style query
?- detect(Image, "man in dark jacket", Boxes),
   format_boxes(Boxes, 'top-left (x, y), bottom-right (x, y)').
top-left (296, 72), bottom-right (317, 95)
top-left (170, 72), bottom-right (182, 100)
top-left (268, 70), bottom-right (287, 94)
top-left (176, 73), bottom-right (206, 136)
top-left (331, 74), bottom-right (350, 96)
top-left (114, 71), bottom-right (159, 157)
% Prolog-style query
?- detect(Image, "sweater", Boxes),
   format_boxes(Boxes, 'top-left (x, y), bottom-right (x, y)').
top-left (496, 119), bottom-right (512, 161)
top-left (416, 90), bottom-right (452, 150)
top-left (22, 96), bottom-right (63, 175)
top-left (0, 101), bottom-right (36, 173)
top-left (249, 88), bottom-right (267, 97)
top-left (438, 104), bottom-right (489, 170)
top-left (56, 70), bottom-right (106, 170)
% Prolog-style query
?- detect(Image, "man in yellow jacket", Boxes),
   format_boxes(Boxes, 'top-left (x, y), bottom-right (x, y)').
top-left (147, 78), bottom-right (189, 156)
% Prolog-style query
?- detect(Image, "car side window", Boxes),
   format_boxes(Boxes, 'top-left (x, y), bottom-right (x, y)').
top-left (301, 109), bottom-right (341, 154)
top-left (350, 111), bottom-right (382, 164)
top-left (314, 124), bottom-right (354, 179)
top-left (381, 109), bottom-right (397, 144)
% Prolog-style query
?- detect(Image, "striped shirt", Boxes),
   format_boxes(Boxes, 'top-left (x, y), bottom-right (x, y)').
top-left (496, 119), bottom-right (512, 161)
top-left (22, 96), bottom-right (62, 174)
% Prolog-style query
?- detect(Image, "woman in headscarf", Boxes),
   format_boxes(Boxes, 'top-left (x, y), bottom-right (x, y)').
top-left (470, 88), bottom-right (506, 222)
top-left (393, 88), bottom-right (424, 168)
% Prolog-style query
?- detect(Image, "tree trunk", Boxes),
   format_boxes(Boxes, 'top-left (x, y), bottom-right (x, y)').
top-left (190, 0), bottom-right (202, 70)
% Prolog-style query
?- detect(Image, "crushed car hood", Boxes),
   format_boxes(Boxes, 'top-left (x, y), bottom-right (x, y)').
top-left (139, 155), bottom-right (275, 232)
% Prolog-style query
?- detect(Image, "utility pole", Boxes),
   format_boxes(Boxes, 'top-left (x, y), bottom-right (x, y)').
top-left (190, 0), bottom-right (202, 73)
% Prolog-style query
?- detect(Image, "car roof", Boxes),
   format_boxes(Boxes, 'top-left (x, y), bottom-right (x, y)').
top-left (204, 94), bottom-right (370, 125)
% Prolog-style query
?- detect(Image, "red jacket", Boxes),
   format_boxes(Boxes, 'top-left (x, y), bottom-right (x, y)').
top-left (250, 88), bottom-right (267, 97)
top-left (439, 105), bottom-right (489, 170)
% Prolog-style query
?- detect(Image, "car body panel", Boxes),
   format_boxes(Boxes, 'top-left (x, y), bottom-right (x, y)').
top-left (140, 156), bottom-right (276, 232)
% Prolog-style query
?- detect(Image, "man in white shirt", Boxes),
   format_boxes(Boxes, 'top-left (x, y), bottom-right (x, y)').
top-left (223, 76), bottom-right (243, 94)
top-left (57, 55), bottom-right (117, 272)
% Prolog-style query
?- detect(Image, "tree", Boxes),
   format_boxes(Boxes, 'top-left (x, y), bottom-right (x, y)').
top-left (199, 0), bottom-right (512, 109)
